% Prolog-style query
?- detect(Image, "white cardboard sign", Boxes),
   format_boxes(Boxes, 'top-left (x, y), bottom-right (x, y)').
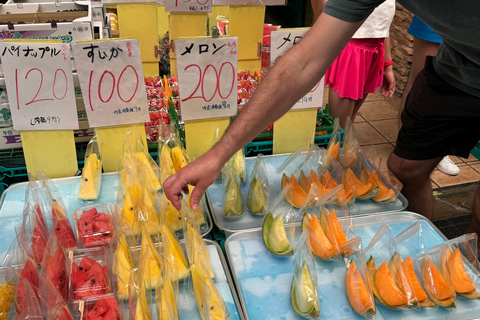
top-left (165, 0), bottom-right (212, 12)
top-left (0, 42), bottom-right (78, 131)
top-left (71, 39), bottom-right (149, 128)
top-left (271, 28), bottom-right (324, 110)
top-left (176, 37), bottom-right (238, 121)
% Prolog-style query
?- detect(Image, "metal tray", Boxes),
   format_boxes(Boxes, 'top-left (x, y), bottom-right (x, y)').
top-left (206, 153), bottom-right (407, 235)
top-left (225, 211), bottom-right (480, 320)
top-left (0, 173), bottom-right (212, 263)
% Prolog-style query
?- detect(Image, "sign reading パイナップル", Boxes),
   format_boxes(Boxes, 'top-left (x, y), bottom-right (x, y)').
top-left (271, 28), bottom-right (324, 111)
top-left (175, 37), bottom-right (238, 121)
top-left (71, 39), bottom-right (149, 128)
top-left (0, 42), bottom-right (78, 131)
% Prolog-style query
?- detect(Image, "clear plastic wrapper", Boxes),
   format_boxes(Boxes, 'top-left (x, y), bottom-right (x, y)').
top-left (16, 279), bottom-right (43, 320)
top-left (156, 234), bottom-right (180, 320)
top-left (365, 224), bottom-right (419, 309)
top-left (38, 276), bottom-right (73, 320)
top-left (129, 268), bottom-right (153, 320)
top-left (74, 203), bottom-right (116, 248)
top-left (160, 223), bottom-right (189, 282)
top-left (262, 184), bottom-right (295, 256)
top-left (158, 138), bottom-right (175, 189)
top-left (112, 224), bottom-right (137, 301)
top-left (39, 228), bottom-right (67, 301)
top-left (72, 294), bottom-right (124, 320)
top-left (360, 152), bottom-right (400, 205)
top-left (159, 193), bottom-right (206, 232)
top-left (184, 220), bottom-right (214, 280)
top-left (341, 159), bottom-right (378, 201)
top-left (78, 135), bottom-right (103, 201)
top-left (365, 145), bottom-right (403, 192)
top-left (414, 244), bottom-right (457, 309)
top-left (317, 155), bottom-right (355, 206)
top-left (68, 247), bottom-right (112, 301)
top-left (341, 237), bottom-right (376, 318)
top-left (275, 146), bottom-right (303, 177)
top-left (325, 118), bottom-right (341, 164)
top-left (38, 171), bottom-right (77, 250)
top-left (247, 154), bottom-right (270, 215)
top-left (340, 118), bottom-right (361, 169)
top-left (222, 163), bottom-right (244, 220)
top-left (228, 149), bottom-right (247, 186)
top-left (290, 230), bottom-right (321, 319)
top-left (137, 224), bottom-right (162, 291)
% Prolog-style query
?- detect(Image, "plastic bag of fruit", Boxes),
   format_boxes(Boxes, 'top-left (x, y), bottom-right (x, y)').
top-left (74, 202), bottom-right (116, 248)
top-left (39, 228), bottom-right (68, 301)
top-left (222, 163), bottom-right (244, 220)
top-left (325, 118), bottom-right (342, 163)
top-left (290, 229), bottom-right (321, 319)
top-left (340, 117), bottom-right (361, 168)
top-left (341, 237), bottom-right (376, 318)
top-left (317, 153), bottom-right (356, 206)
top-left (128, 268), bottom-right (154, 320)
top-left (71, 294), bottom-right (124, 320)
top-left (16, 279), bottom-right (43, 320)
top-left (136, 224), bottom-right (162, 292)
top-left (364, 224), bottom-right (419, 310)
top-left (38, 275), bottom-right (73, 320)
top-left (341, 155), bottom-right (379, 201)
top-left (38, 171), bottom-right (77, 250)
top-left (247, 154), bottom-right (270, 215)
top-left (79, 135), bottom-right (103, 201)
top-left (112, 223), bottom-right (137, 301)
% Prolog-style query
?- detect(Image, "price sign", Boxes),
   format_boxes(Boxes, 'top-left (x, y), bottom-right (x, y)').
top-left (71, 39), bottom-right (149, 128)
top-left (0, 43), bottom-right (78, 131)
top-left (165, 0), bottom-right (212, 12)
top-left (176, 37), bottom-right (238, 121)
top-left (271, 29), bottom-right (324, 110)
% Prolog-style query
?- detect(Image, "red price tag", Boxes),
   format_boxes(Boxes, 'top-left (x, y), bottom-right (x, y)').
top-left (0, 43), bottom-right (78, 131)
top-left (176, 37), bottom-right (238, 121)
top-left (71, 39), bottom-right (148, 128)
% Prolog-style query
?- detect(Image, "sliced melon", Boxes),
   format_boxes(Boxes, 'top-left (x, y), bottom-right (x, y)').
top-left (78, 153), bottom-right (102, 200)
top-left (307, 214), bottom-right (337, 259)
top-left (262, 212), bottom-right (293, 256)
top-left (421, 256), bottom-right (456, 308)
top-left (448, 248), bottom-right (479, 299)
top-left (136, 152), bottom-right (161, 191)
top-left (343, 169), bottom-right (376, 199)
top-left (375, 262), bottom-right (409, 307)
top-left (388, 252), bottom-right (417, 307)
top-left (403, 256), bottom-right (435, 308)
top-left (345, 260), bottom-right (375, 317)
top-left (291, 261), bottom-right (321, 318)
top-left (161, 225), bottom-right (190, 281)
top-left (371, 170), bottom-right (397, 203)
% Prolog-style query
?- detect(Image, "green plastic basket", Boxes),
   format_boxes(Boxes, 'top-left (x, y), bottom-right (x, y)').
top-left (471, 141), bottom-right (480, 161)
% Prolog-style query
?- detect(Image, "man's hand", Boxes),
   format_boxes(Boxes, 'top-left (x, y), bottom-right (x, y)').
top-left (381, 65), bottom-right (395, 98)
top-left (163, 150), bottom-right (224, 211)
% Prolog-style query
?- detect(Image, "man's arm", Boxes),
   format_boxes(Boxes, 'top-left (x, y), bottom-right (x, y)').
top-left (311, 0), bottom-right (328, 21)
top-left (164, 13), bottom-right (365, 210)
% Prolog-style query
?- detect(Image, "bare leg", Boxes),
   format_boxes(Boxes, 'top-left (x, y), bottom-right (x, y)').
top-left (351, 93), bottom-right (369, 122)
top-left (387, 153), bottom-right (442, 220)
top-left (398, 38), bottom-right (440, 130)
top-left (328, 87), bottom-right (356, 129)
top-left (465, 184), bottom-right (480, 235)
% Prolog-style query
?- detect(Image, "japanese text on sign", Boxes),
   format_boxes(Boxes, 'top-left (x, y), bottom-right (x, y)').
top-left (165, 0), bottom-right (212, 12)
top-left (270, 29), bottom-right (325, 111)
top-left (175, 37), bottom-right (238, 121)
top-left (0, 43), bottom-right (78, 131)
top-left (71, 39), bottom-right (149, 128)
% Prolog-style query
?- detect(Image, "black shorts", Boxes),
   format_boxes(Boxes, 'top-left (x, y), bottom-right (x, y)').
top-left (394, 56), bottom-right (480, 160)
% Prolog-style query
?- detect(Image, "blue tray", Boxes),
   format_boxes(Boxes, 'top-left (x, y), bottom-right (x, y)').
top-left (0, 173), bottom-right (212, 263)
top-left (206, 153), bottom-right (407, 234)
top-left (225, 211), bottom-right (480, 320)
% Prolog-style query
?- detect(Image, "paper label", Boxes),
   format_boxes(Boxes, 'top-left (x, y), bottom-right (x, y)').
top-left (270, 28), bottom-right (324, 110)
top-left (176, 37), bottom-right (238, 121)
top-left (71, 39), bottom-right (149, 128)
top-left (165, 0), bottom-right (212, 12)
top-left (0, 42), bottom-right (78, 130)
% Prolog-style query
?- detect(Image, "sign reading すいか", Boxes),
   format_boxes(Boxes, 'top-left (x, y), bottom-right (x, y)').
top-left (175, 37), bottom-right (238, 121)
top-left (71, 39), bottom-right (149, 128)
top-left (165, 0), bottom-right (212, 12)
top-left (0, 42), bottom-right (78, 131)
top-left (271, 28), bottom-right (324, 111)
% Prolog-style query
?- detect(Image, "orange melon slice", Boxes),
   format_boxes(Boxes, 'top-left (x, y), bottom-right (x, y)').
top-left (448, 248), bottom-right (479, 298)
top-left (298, 171), bottom-right (313, 193)
top-left (367, 257), bottom-right (389, 306)
top-left (306, 214), bottom-right (337, 259)
top-left (322, 170), bottom-right (339, 189)
top-left (343, 169), bottom-right (374, 198)
top-left (310, 170), bottom-right (334, 198)
top-left (371, 170), bottom-right (396, 203)
top-left (422, 256), bottom-right (456, 308)
top-left (345, 260), bottom-right (375, 317)
top-left (388, 253), bottom-right (417, 307)
top-left (403, 257), bottom-right (435, 307)
top-left (375, 262), bottom-right (409, 307)
top-left (328, 141), bottom-right (340, 161)
top-left (281, 173), bottom-right (289, 189)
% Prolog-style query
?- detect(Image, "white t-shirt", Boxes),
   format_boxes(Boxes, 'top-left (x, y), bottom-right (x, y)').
top-left (352, 0), bottom-right (395, 38)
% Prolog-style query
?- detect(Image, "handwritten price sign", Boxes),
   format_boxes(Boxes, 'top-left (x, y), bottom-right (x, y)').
top-left (176, 37), bottom-right (238, 121)
top-left (71, 39), bottom-right (148, 128)
top-left (271, 28), bottom-right (324, 111)
top-left (0, 43), bottom-right (78, 131)
top-left (165, 0), bottom-right (212, 12)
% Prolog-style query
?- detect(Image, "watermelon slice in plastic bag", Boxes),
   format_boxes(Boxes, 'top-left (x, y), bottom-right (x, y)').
top-left (16, 258), bottom-right (39, 312)
top-left (16, 279), bottom-right (43, 320)
top-left (38, 275), bottom-right (73, 320)
top-left (83, 295), bottom-right (121, 320)
top-left (53, 207), bottom-right (77, 250)
top-left (76, 205), bottom-right (115, 248)
top-left (71, 256), bottom-right (110, 300)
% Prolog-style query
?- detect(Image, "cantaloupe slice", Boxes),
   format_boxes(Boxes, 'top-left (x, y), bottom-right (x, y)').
top-left (284, 174), bottom-right (313, 208)
top-left (322, 170), bottom-right (338, 189)
top-left (346, 260), bottom-right (375, 317)
top-left (367, 257), bottom-right (389, 306)
top-left (371, 170), bottom-right (397, 203)
top-left (306, 214), bottom-right (337, 259)
top-left (309, 170), bottom-right (330, 196)
top-left (403, 257), bottom-right (435, 307)
top-left (388, 253), bottom-right (417, 307)
top-left (281, 173), bottom-right (289, 189)
top-left (298, 171), bottom-right (313, 193)
top-left (343, 169), bottom-right (375, 199)
top-left (448, 248), bottom-right (479, 299)
top-left (328, 141), bottom-right (340, 161)
top-left (375, 262), bottom-right (409, 307)
top-left (422, 256), bottom-right (456, 308)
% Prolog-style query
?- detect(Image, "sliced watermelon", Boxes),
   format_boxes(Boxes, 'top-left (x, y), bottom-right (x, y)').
top-left (72, 257), bottom-right (110, 300)
top-left (16, 258), bottom-right (39, 312)
top-left (84, 296), bottom-right (120, 320)
top-left (55, 219), bottom-right (77, 250)
top-left (54, 306), bottom-right (74, 320)
top-left (77, 208), bottom-right (114, 248)
top-left (46, 248), bottom-right (67, 300)
top-left (31, 222), bottom-right (47, 267)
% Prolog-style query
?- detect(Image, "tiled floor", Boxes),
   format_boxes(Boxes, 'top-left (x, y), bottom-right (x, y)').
top-left (326, 87), bottom-right (480, 190)
top-left (433, 215), bottom-right (471, 240)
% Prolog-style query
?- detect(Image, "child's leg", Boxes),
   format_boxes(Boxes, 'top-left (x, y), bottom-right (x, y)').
top-left (328, 87), bottom-right (356, 129)
top-left (352, 93), bottom-right (369, 122)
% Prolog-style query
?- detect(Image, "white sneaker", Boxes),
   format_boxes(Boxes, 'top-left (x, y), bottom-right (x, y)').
top-left (437, 156), bottom-right (460, 176)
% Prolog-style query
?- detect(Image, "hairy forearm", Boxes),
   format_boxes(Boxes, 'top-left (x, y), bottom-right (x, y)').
top-left (210, 13), bottom-right (363, 165)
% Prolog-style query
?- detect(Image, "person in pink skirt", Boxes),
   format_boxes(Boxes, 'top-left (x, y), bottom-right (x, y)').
top-left (312, 0), bottom-right (396, 128)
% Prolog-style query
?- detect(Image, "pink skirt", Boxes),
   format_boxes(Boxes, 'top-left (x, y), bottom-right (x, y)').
top-left (325, 38), bottom-right (385, 100)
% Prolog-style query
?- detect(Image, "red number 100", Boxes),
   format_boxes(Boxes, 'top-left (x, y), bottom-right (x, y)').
top-left (87, 65), bottom-right (139, 111)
